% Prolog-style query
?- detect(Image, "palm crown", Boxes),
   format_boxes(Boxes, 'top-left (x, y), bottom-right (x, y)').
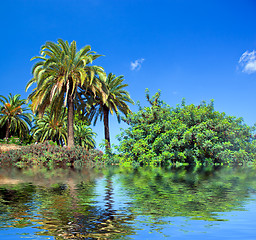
top-left (0, 93), bottom-right (32, 139)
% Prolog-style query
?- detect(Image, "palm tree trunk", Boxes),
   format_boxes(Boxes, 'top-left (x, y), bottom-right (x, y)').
top-left (103, 105), bottom-right (111, 150)
top-left (5, 120), bottom-right (10, 140)
top-left (67, 94), bottom-right (75, 148)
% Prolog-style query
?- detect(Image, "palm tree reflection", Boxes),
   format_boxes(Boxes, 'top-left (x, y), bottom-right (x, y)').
top-left (0, 168), bottom-right (135, 239)
top-left (65, 175), bottom-right (135, 239)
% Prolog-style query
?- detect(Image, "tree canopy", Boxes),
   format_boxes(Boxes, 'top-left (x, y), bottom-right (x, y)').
top-left (117, 90), bottom-right (256, 165)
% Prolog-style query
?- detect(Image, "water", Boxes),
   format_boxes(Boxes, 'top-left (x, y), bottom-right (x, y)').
top-left (0, 166), bottom-right (255, 239)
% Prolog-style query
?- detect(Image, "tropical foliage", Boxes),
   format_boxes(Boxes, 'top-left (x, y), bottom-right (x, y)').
top-left (87, 73), bottom-right (134, 149)
top-left (26, 39), bottom-right (106, 147)
top-left (31, 107), bottom-right (67, 145)
top-left (117, 90), bottom-right (256, 165)
top-left (74, 121), bottom-right (96, 150)
top-left (0, 94), bottom-right (32, 140)
top-left (30, 108), bottom-right (97, 149)
top-left (2, 38), bottom-right (255, 167)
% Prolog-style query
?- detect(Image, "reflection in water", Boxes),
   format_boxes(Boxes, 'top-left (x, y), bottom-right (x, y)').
top-left (118, 166), bottom-right (256, 220)
top-left (0, 166), bottom-right (255, 239)
top-left (104, 176), bottom-right (115, 220)
top-left (61, 175), bottom-right (135, 239)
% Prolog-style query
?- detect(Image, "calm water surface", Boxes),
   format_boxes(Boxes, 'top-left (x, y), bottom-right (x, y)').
top-left (0, 166), bottom-right (255, 239)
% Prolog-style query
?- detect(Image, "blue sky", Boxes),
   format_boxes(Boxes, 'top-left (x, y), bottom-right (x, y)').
top-left (1, 0), bottom-right (256, 147)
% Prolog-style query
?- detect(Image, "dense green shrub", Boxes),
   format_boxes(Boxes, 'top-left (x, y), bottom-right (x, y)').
top-left (0, 136), bottom-right (23, 145)
top-left (0, 141), bottom-right (104, 168)
top-left (117, 90), bottom-right (256, 165)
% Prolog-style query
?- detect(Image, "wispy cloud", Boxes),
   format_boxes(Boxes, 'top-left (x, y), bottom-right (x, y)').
top-left (239, 50), bottom-right (256, 74)
top-left (130, 58), bottom-right (145, 71)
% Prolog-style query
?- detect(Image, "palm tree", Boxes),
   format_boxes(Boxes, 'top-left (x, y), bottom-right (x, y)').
top-left (26, 39), bottom-right (106, 148)
top-left (31, 107), bottom-right (67, 145)
top-left (74, 123), bottom-right (96, 150)
top-left (0, 93), bottom-right (32, 140)
top-left (87, 73), bottom-right (134, 150)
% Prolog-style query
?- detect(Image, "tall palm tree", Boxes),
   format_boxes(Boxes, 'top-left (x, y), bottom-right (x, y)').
top-left (0, 93), bottom-right (32, 140)
top-left (26, 39), bottom-right (106, 148)
top-left (87, 73), bottom-right (134, 150)
top-left (31, 107), bottom-right (67, 145)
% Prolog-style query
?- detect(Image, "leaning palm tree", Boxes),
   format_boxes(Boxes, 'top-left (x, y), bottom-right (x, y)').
top-left (87, 73), bottom-right (134, 150)
top-left (26, 39), bottom-right (106, 148)
top-left (0, 93), bottom-right (32, 140)
top-left (31, 107), bottom-right (67, 145)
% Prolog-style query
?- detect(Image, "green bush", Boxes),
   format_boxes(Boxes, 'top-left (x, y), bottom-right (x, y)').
top-left (117, 90), bottom-right (256, 165)
top-left (0, 141), bottom-right (104, 168)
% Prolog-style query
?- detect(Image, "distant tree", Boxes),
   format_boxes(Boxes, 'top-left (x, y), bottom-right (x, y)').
top-left (26, 39), bottom-right (106, 148)
top-left (87, 73), bottom-right (134, 150)
top-left (0, 93), bottom-right (32, 140)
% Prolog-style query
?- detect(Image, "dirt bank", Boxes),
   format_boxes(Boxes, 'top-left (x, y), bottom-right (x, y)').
top-left (0, 144), bottom-right (22, 153)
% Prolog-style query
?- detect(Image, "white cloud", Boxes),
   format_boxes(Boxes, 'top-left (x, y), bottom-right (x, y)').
top-left (239, 50), bottom-right (256, 74)
top-left (130, 58), bottom-right (145, 71)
